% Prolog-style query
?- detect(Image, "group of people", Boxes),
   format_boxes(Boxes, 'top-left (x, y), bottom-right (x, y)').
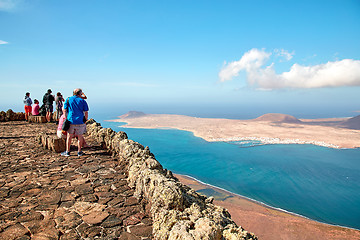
top-left (24, 88), bottom-right (89, 157)
top-left (23, 89), bottom-right (66, 122)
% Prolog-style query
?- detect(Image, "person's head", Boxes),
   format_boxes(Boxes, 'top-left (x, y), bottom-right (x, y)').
top-left (47, 89), bottom-right (52, 94)
top-left (34, 99), bottom-right (39, 104)
top-left (73, 88), bottom-right (83, 96)
top-left (57, 92), bottom-right (61, 96)
top-left (26, 92), bottom-right (30, 97)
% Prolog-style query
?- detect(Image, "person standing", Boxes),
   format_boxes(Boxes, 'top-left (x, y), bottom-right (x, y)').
top-left (23, 92), bottom-right (32, 121)
top-left (61, 88), bottom-right (89, 157)
top-left (43, 89), bottom-right (55, 122)
top-left (55, 92), bottom-right (64, 120)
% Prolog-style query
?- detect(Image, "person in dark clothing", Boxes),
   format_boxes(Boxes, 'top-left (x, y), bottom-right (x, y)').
top-left (43, 89), bottom-right (55, 122)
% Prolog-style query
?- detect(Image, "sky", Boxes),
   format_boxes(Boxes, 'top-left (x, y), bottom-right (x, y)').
top-left (1, 0), bottom-right (359, 118)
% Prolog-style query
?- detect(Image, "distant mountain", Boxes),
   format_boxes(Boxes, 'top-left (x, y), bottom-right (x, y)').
top-left (340, 115), bottom-right (360, 130)
top-left (120, 111), bottom-right (146, 119)
top-left (253, 113), bottom-right (302, 123)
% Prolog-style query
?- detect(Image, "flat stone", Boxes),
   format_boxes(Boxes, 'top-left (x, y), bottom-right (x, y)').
top-left (20, 188), bottom-right (42, 197)
top-left (59, 229), bottom-right (80, 240)
top-left (101, 215), bottom-right (123, 228)
top-left (70, 178), bottom-right (87, 186)
top-left (31, 227), bottom-right (59, 240)
top-left (59, 201), bottom-right (75, 208)
top-left (82, 211), bottom-right (109, 225)
top-left (0, 223), bottom-right (30, 240)
top-left (60, 192), bottom-right (75, 202)
top-left (75, 183), bottom-right (94, 195)
top-left (85, 226), bottom-right (102, 238)
top-left (73, 202), bottom-right (106, 216)
top-left (17, 211), bottom-right (44, 222)
top-left (38, 190), bottom-right (61, 205)
top-left (80, 194), bottom-right (98, 202)
top-left (107, 196), bottom-right (126, 206)
top-left (55, 211), bottom-right (82, 230)
top-left (118, 231), bottom-right (141, 240)
top-left (0, 210), bottom-right (20, 221)
top-left (129, 224), bottom-right (153, 238)
top-left (124, 196), bottom-right (139, 206)
top-left (94, 185), bottom-right (111, 192)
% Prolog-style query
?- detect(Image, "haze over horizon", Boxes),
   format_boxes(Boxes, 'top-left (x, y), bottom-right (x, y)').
top-left (1, 0), bottom-right (359, 118)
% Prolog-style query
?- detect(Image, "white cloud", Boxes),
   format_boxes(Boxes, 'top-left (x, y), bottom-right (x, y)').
top-left (219, 48), bottom-right (271, 82)
top-left (0, 40), bottom-right (8, 44)
top-left (0, 0), bottom-right (17, 11)
top-left (219, 48), bottom-right (360, 89)
top-left (274, 48), bottom-right (294, 61)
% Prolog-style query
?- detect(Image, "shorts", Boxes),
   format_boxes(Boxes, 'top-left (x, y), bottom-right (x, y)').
top-left (45, 104), bottom-right (53, 112)
top-left (24, 105), bottom-right (32, 114)
top-left (68, 123), bottom-right (86, 136)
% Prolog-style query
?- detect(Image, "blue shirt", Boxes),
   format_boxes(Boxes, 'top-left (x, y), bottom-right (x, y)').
top-left (23, 96), bottom-right (32, 106)
top-left (64, 96), bottom-right (89, 124)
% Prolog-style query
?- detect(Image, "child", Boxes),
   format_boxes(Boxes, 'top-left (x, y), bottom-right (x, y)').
top-left (57, 113), bottom-right (90, 148)
top-left (32, 99), bottom-right (40, 116)
top-left (57, 114), bottom-right (67, 139)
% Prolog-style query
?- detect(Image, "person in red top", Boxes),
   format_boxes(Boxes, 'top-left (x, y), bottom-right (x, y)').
top-left (32, 99), bottom-right (40, 116)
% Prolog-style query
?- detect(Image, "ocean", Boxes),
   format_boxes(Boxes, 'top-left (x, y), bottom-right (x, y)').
top-left (93, 112), bottom-right (360, 230)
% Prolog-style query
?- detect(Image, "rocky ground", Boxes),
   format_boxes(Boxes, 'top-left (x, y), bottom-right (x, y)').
top-left (0, 121), bottom-right (153, 240)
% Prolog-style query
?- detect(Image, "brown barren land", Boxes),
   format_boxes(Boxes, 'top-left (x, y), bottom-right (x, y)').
top-left (109, 113), bottom-right (360, 148)
top-left (175, 174), bottom-right (360, 240)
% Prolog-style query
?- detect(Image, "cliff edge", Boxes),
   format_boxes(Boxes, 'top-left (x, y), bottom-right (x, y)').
top-left (87, 119), bottom-right (257, 239)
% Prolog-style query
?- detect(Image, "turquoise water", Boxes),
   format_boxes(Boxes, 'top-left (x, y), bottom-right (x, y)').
top-left (100, 120), bottom-right (360, 230)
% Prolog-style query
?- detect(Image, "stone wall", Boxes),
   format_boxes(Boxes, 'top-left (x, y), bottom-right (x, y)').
top-left (36, 133), bottom-right (66, 153)
top-left (29, 115), bottom-right (47, 123)
top-left (0, 109), bottom-right (25, 122)
top-left (86, 119), bottom-right (257, 240)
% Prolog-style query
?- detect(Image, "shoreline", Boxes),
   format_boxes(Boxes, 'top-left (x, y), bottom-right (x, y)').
top-left (108, 113), bottom-right (360, 149)
top-left (115, 123), bottom-right (345, 149)
top-left (175, 174), bottom-right (360, 240)
top-left (176, 173), bottom-right (359, 231)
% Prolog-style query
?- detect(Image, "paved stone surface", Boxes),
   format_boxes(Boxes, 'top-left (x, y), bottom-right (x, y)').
top-left (0, 121), bottom-right (153, 239)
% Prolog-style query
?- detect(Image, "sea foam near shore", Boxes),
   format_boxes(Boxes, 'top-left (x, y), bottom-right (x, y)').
top-left (210, 136), bottom-right (341, 148)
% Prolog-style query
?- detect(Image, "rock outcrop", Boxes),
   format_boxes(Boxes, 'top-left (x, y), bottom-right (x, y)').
top-left (0, 109), bottom-right (25, 122)
top-left (86, 119), bottom-right (257, 239)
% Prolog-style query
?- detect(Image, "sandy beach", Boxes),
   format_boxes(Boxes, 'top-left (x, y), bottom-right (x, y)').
top-left (109, 113), bottom-right (360, 149)
top-left (175, 174), bottom-right (360, 240)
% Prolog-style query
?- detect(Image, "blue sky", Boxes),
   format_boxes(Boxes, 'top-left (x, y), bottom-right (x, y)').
top-left (1, 0), bottom-right (359, 118)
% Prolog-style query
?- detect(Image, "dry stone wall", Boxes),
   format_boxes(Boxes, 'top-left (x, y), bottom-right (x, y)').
top-left (0, 109), bottom-right (25, 122)
top-left (86, 119), bottom-right (257, 240)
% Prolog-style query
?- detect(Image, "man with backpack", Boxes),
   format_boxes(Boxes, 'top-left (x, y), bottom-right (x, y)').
top-left (43, 89), bottom-right (55, 122)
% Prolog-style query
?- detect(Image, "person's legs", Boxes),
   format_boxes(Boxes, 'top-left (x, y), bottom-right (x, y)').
top-left (66, 133), bottom-right (74, 152)
top-left (24, 106), bottom-right (31, 121)
top-left (77, 134), bottom-right (84, 153)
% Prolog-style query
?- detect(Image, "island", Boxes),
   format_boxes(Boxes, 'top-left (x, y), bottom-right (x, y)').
top-left (109, 112), bottom-right (360, 149)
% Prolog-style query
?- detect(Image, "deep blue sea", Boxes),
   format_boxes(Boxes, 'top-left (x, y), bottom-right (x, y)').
top-left (94, 113), bottom-right (360, 230)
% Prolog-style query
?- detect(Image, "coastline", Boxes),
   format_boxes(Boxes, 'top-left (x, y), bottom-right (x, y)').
top-left (175, 174), bottom-right (360, 240)
top-left (108, 114), bottom-right (360, 149)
